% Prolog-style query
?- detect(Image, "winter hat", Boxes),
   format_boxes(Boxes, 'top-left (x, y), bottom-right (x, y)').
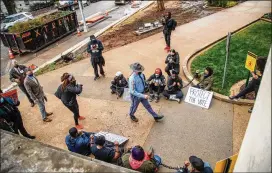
top-left (131, 146), bottom-right (145, 161)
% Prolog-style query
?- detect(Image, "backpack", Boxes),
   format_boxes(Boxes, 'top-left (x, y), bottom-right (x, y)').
top-left (172, 19), bottom-right (177, 30)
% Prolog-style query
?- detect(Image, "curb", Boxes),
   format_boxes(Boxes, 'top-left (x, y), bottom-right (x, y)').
top-left (181, 18), bottom-right (269, 106)
top-left (3, 1), bottom-right (154, 93)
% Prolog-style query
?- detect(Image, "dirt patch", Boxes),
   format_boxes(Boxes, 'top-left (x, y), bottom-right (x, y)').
top-left (98, 1), bottom-right (222, 52)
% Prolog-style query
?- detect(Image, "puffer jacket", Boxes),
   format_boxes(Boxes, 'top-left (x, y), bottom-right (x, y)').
top-left (60, 83), bottom-right (82, 106)
top-left (65, 131), bottom-right (92, 156)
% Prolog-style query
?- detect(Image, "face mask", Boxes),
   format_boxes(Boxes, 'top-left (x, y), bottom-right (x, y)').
top-left (14, 65), bottom-right (19, 68)
top-left (138, 72), bottom-right (142, 75)
top-left (0, 98), bottom-right (4, 103)
top-left (28, 73), bottom-right (33, 77)
top-left (155, 74), bottom-right (159, 78)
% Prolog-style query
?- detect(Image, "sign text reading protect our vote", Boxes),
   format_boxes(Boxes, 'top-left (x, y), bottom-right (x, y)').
top-left (185, 87), bottom-right (213, 109)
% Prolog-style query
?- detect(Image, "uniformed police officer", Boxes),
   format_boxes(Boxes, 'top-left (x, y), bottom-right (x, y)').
top-left (128, 62), bottom-right (164, 122)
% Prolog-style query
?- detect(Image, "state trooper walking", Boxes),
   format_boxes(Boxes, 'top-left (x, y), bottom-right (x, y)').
top-left (128, 62), bottom-right (164, 122)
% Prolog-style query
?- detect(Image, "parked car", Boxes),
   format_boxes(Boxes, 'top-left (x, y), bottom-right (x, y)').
top-left (115, 0), bottom-right (130, 5)
top-left (0, 12), bottom-right (34, 32)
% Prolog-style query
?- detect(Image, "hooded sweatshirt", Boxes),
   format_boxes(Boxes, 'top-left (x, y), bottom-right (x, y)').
top-left (65, 131), bottom-right (91, 156)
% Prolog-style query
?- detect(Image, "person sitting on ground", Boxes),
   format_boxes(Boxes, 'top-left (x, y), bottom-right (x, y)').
top-left (121, 145), bottom-right (159, 173)
top-left (165, 49), bottom-right (180, 76)
top-left (163, 70), bottom-right (183, 103)
top-left (147, 68), bottom-right (166, 103)
top-left (90, 135), bottom-right (121, 163)
top-left (0, 91), bottom-right (35, 139)
top-left (194, 67), bottom-right (214, 91)
top-left (229, 57), bottom-right (267, 113)
top-left (110, 71), bottom-right (128, 98)
top-left (65, 127), bottom-right (94, 156)
top-left (177, 155), bottom-right (213, 173)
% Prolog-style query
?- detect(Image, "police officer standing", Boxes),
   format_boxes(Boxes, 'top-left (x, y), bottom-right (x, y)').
top-left (87, 35), bottom-right (105, 81)
top-left (129, 63), bottom-right (164, 122)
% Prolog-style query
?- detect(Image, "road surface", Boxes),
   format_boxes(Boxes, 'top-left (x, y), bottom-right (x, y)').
top-left (0, 1), bottom-right (133, 76)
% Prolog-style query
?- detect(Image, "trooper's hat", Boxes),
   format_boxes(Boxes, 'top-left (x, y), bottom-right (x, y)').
top-left (130, 62), bottom-right (145, 72)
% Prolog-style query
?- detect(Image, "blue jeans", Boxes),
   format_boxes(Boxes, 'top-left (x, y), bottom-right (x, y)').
top-left (36, 98), bottom-right (47, 120)
top-left (129, 95), bottom-right (158, 118)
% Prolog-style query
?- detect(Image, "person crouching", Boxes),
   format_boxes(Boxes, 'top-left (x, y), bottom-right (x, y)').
top-left (194, 67), bottom-right (214, 91)
top-left (110, 71), bottom-right (128, 98)
top-left (147, 68), bottom-right (166, 103)
top-left (163, 70), bottom-right (183, 103)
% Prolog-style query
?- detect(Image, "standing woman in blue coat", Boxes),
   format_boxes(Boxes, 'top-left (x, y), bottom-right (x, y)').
top-left (55, 73), bottom-right (85, 129)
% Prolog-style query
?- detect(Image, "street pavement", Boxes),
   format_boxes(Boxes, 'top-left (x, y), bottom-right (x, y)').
top-left (0, 1), bottom-right (146, 77)
top-left (2, 1), bottom-right (271, 172)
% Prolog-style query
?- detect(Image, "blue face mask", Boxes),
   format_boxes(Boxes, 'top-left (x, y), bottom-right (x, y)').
top-left (0, 98), bottom-right (4, 103)
top-left (28, 73), bottom-right (33, 77)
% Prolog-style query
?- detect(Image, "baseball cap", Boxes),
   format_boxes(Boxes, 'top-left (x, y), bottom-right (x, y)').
top-left (189, 156), bottom-right (204, 171)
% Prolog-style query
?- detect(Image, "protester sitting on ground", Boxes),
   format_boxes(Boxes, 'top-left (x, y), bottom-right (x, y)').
top-left (193, 67), bottom-right (214, 91)
top-left (147, 68), bottom-right (166, 103)
top-left (110, 71), bottom-right (128, 98)
top-left (163, 70), bottom-right (183, 103)
top-left (0, 91), bottom-right (35, 139)
top-left (177, 156), bottom-right (213, 173)
top-left (90, 135), bottom-right (121, 163)
top-left (121, 145), bottom-right (159, 173)
top-left (229, 57), bottom-right (267, 113)
top-left (65, 127), bottom-right (95, 156)
top-left (165, 49), bottom-right (180, 76)
top-left (55, 73), bottom-right (85, 129)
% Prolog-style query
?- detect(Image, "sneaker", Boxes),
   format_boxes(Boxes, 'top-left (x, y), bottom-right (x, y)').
top-left (248, 107), bottom-right (253, 113)
top-left (178, 98), bottom-right (181, 104)
top-left (149, 96), bottom-right (154, 102)
top-left (78, 116), bottom-right (85, 120)
top-left (111, 91), bottom-right (115, 94)
top-left (94, 76), bottom-right (100, 81)
top-left (164, 46), bottom-right (168, 50)
top-left (46, 112), bottom-right (53, 116)
top-left (76, 124), bottom-right (84, 129)
top-left (154, 115), bottom-right (164, 121)
top-left (130, 116), bottom-right (139, 122)
top-left (26, 135), bottom-right (36, 139)
top-left (155, 97), bottom-right (159, 103)
top-left (228, 96), bottom-right (235, 100)
top-left (43, 118), bottom-right (52, 122)
top-left (31, 103), bottom-right (35, 107)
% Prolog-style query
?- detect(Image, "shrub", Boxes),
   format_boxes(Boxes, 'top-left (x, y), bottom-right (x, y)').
top-left (29, 1), bottom-right (55, 12)
top-left (208, 0), bottom-right (238, 8)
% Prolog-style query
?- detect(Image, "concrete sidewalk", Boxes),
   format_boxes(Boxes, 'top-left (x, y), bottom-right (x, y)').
top-left (6, 1), bottom-right (270, 172)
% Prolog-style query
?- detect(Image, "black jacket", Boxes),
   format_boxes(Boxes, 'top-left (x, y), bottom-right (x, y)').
top-left (162, 17), bottom-right (174, 34)
top-left (57, 84), bottom-right (82, 106)
top-left (9, 65), bottom-right (27, 85)
top-left (167, 77), bottom-right (183, 92)
top-left (111, 76), bottom-right (128, 88)
top-left (0, 98), bottom-right (20, 123)
top-left (87, 39), bottom-right (104, 60)
top-left (165, 52), bottom-right (180, 65)
top-left (147, 74), bottom-right (166, 86)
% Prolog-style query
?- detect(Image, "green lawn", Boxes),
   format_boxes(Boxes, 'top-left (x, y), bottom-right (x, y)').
top-left (191, 20), bottom-right (271, 95)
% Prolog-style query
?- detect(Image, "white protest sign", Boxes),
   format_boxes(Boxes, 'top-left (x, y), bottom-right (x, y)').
top-left (185, 87), bottom-right (213, 109)
top-left (95, 131), bottom-right (129, 145)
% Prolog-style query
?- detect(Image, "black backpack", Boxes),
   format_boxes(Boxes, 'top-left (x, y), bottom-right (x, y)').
top-left (172, 19), bottom-right (177, 30)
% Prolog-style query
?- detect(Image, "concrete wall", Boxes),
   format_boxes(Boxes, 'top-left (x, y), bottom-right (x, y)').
top-left (234, 47), bottom-right (271, 172)
top-left (0, 130), bottom-right (137, 172)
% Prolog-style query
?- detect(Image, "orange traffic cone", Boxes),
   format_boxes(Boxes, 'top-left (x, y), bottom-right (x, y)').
top-left (77, 28), bottom-right (81, 36)
top-left (8, 49), bottom-right (15, 59)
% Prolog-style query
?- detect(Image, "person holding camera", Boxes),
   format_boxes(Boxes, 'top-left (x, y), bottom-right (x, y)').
top-left (55, 73), bottom-right (84, 129)
top-left (165, 49), bottom-right (180, 77)
top-left (87, 36), bottom-right (105, 81)
top-left (193, 67), bottom-right (214, 91)
top-left (163, 70), bottom-right (183, 103)
top-left (110, 71), bottom-right (128, 98)
top-left (176, 156), bottom-right (213, 173)
top-left (147, 68), bottom-right (166, 103)
top-left (162, 12), bottom-right (177, 51)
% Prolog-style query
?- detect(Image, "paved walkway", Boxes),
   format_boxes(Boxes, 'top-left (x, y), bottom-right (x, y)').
top-left (6, 1), bottom-right (270, 172)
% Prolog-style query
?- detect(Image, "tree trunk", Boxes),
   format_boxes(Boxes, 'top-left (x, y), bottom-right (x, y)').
top-left (2, 0), bottom-right (17, 15)
top-left (157, 0), bottom-right (165, 11)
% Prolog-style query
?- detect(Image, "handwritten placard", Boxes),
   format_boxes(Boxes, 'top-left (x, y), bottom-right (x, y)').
top-left (185, 87), bottom-right (213, 109)
top-left (95, 131), bottom-right (129, 145)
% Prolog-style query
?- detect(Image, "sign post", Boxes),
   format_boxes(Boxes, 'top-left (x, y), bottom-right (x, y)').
top-left (245, 51), bottom-right (257, 87)
top-left (222, 32), bottom-right (231, 89)
top-left (78, 0), bottom-right (88, 32)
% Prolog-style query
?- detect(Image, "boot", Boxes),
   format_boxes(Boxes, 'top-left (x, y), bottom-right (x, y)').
top-left (149, 94), bottom-right (154, 102)
top-left (155, 94), bottom-right (159, 103)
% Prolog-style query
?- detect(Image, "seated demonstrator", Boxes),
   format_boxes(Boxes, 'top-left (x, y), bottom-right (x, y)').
top-left (163, 70), bottom-right (183, 103)
top-left (194, 67), bottom-right (214, 91)
top-left (87, 35), bottom-right (105, 81)
top-left (165, 49), bottom-right (180, 76)
top-left (147, 68), bottom-right (166, 103)
top-left (90, 135), bottom-right (121, 163)
top-left (121, 145), bottom-right (159, 173)
top-left (65, 127), bottom-right (93, 156)
top-left (110, 71), bottom-right (128, 98)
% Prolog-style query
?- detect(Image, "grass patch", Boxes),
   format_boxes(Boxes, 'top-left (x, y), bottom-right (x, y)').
top-left (191, 20), bottom-right (271, 95)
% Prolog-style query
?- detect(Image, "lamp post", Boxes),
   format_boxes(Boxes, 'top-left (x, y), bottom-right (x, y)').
top-left (78, 0), bottom-right (87, 32)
